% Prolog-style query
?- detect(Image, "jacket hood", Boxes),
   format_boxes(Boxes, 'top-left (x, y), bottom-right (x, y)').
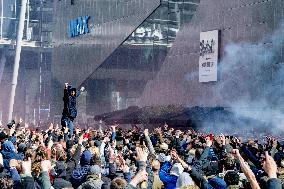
top-left (17, 143), bottom-right (27, 153)
top-left (54, 161), bottom-right (67, 178)
top-left (208, 177), bottom-right (227, 189)
top-left (2, 141), bottom-right (15, 152)
top-left (80, 179), bottom-right (104, 189)
top-left (80, 150), bottom-right (92, 166)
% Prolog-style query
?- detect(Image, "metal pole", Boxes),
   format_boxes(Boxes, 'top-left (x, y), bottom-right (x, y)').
top-left (26, 0), bottom-right (29, 40)
top-left (1, 0), bottom-right (3, 39)
top-left (8, 0), bottom-right (28, 121)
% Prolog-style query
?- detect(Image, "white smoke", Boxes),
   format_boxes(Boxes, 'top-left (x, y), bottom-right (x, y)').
top-left (200, 22), bottom-right (284, 136)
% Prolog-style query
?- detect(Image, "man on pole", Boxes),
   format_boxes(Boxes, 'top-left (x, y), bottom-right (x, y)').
top-left (61, 83), bottom-right (85, 138)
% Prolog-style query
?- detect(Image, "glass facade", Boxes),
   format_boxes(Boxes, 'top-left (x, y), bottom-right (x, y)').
top-left (0, 0), bottom-right (53, 45)
top-left (80, 0), bottom-right (200, 117)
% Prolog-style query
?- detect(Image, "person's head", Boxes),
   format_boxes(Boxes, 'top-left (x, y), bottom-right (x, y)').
top-left (159, 142), bottom-right (169, 153)
top-left (80, 150), bottom-right (92, 166)
top-left (110, 177), bottom-right (127, 189)
top-left (88, 165), bottom-right (102, 179)
top-left (194, 148), bottom-right (203, 160)
top-left (151, 159), bottom-right (160, 172)
top-left (55, 148), bottom-right (67, 161)
top-left (208, 177), bottom-right (227, 189)
top-left (32, 146), bottom-right (48, 176)
top-left (223, 154), bottom-right (236, 171)
top-left (147, 154), bottom-right (156, 164)
top-left (186, 142), bottom-right (193, 151)
top-left (224, 171), bottom-right (239, 186)
top-left (17, 143), bottom-right (27, 153)
top-left (70, 88), bottom-right (76, 97)
top-left (90, 154), bottom-right (101, 166)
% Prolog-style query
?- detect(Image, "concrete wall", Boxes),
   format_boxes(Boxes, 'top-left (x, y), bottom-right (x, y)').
top-left (139, 0), bottom-right (284, 109)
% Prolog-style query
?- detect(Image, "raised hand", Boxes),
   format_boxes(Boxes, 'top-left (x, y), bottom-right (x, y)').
top-left (155, 127), bottom-right (162, 135)
top-left (144, 129), bottom-right (149, 137)
top-left (48, 123), bottom-right (54, 131)
top-left (135, 147), bottom-right (148, 162)
top-left (111, 124), bottom-right (118, 132)
top-left (130, 169), bottom-right (149, 187)
top-left (78, 135), bottom-right (84, 145)
top-left (21, 158), bottom-right (32, 175)
top-left (103, 136), bottom-right (110, 143)
top-left (231, 149), bottom-right (241, 158)
top-left (41, 160), bottom-right (52, 172)
top-left (47, 138), bottom-right (54, 149)
top-left (164, 123), bottom-right (168, 130)
top-left (64, 127), bottom-right (69, 134)
top-left (262, 151), bottom-right (278, 179)
top-left (19, 117), bottom-right (23, 124)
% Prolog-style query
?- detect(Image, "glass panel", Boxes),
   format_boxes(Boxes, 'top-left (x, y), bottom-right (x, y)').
top-left (83, 0), bottom-right (201, 114)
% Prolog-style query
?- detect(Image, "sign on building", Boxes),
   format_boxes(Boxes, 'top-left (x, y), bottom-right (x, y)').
top-left (68, 16), bottom-right (90, 37)
top-left (199, 30), bottom-right (219, 82)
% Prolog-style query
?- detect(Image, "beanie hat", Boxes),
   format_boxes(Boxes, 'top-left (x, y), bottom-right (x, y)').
top-left (80, 150), bottom-right (92, 166)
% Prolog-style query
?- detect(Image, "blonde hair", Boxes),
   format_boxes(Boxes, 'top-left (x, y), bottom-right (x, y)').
top-left (89, 146), bottom-right (100, 157)
top-left (178, 185), bottom-right (199, 189)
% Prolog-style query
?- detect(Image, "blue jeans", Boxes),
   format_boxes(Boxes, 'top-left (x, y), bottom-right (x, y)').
top-left (61, 116), bottom-right (74, 138)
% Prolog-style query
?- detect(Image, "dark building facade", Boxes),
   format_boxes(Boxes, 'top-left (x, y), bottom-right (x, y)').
top-left (52, 0), bottom-right (161, 120)
top-left (52, 0), bottom-right (284, 124)
top-left (0, 0), bottom-right (53, 123)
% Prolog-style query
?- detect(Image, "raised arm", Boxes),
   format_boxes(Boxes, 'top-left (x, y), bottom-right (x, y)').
top-left (262, 151), bottom-right (282, 189)
top-left (232, 149), bottom-right (260, 189)
top-left (144, 129), bottom-right (156, 155)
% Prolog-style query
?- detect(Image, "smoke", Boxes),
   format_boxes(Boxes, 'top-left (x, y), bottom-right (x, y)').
top-left (199, 22), bottom-right (284, 136)
top-left (138, 21), bottom-right (284, 137)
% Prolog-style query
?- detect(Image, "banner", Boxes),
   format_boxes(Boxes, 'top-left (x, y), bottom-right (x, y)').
top-left (199, 30), bottom-right (219, 82)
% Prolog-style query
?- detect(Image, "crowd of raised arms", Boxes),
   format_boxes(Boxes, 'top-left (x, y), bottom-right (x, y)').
top-left (0, 120), bottom-right (283, 189)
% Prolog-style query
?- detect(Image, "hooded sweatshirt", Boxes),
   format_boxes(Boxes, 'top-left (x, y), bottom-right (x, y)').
top-left (52, 161), bottom-right (73, 189)
top-left (1, 141), bottom-right (22, 170)
top-left (71, 150), bottom-right (92, 188)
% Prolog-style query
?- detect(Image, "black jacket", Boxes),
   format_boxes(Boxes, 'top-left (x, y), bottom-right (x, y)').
top-left (62, 86), bottom-right (81, 120)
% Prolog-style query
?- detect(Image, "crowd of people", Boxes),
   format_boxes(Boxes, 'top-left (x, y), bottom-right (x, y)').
top-left (0, 120), bottom-right (283, 189)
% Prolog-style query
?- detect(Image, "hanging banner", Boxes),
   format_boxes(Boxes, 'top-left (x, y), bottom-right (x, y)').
top-left (199, 30), bottom-right (219, 82)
